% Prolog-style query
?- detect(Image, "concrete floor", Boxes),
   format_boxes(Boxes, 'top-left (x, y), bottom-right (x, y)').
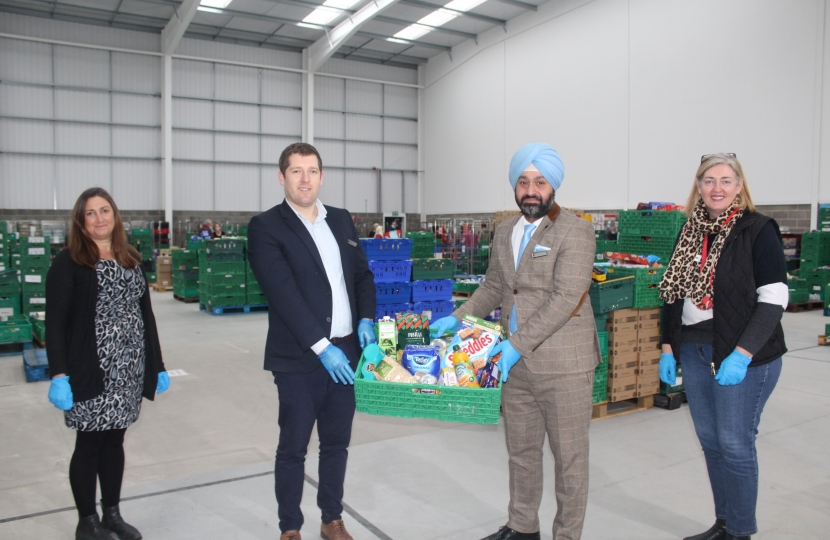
top-left (1, 292), bottom-right (828, 539)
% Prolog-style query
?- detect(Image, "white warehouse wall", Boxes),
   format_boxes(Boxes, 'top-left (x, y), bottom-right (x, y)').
top-left (424, 0), bottom-right (830, 215)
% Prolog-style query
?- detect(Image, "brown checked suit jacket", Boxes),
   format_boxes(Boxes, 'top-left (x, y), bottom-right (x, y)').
top-left (452, 204), bottom-right (601, 374)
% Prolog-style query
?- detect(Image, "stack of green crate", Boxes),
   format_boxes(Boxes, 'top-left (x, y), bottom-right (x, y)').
top-left (799, 232), bottom-right (830, 272)
top-left (18, 236), bottom-right (50, 316)
top-left (245, 262), bottom-right (267, 306)
top-left (198, 239), bottom-right (246, 309)
top-left (29, 313), bottom-right (46, 344)
top-left (804, 266), bottom-right (830, 301)
top-left (616, 210), bottom-right (686, 263)
top-left (172, 248), bottom-right (199, 299)
top-left (0, 222), bottom-right (9, 270)
top-left (405, 232), bottom-right (435, 259)
top-left (0, 269), bottom-right (21, 317)
top-left (593, 331), bottom-right (609, 404)
top-left (0, 315), bottom-right (32, 345)
top-left (130, 228), bottom-right (154, 281)
top-left (818, 204), bottom-right (830, 232)
top-left (788, 276), bottom-right (809, 305)
top-left (605, 266), bottom-right (666, 308)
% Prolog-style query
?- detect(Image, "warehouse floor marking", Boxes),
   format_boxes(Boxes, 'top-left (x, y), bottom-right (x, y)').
top-left (0, 472), bottom-right (392, 539)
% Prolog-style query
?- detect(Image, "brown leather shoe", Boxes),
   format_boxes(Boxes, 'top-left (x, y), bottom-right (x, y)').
top-left (280, 531), bottom-right (301, 540)
top-left (320, 519), bottom-right (353, 540)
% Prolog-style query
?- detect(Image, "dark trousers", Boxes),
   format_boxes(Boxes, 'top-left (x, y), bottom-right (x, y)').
top-left (272, 338), bottom-right (359, 533)
top-left (69, 428), bottom-right (127, 518)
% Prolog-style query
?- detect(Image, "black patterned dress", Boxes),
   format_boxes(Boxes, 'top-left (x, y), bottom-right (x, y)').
top-left (65, 260), bottom-right (147, 431)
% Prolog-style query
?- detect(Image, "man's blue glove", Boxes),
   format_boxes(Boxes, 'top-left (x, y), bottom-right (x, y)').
top-left (430, 315), bottom-right (459, 337)
top-left (659, 353), bottom-right (677, 385)
top-left (358, 319), bottom-right (376, 348)
top-left (715, 349), bottom-right (752, 386)
top-left (319, 344), bottom-right (355, 385)
top-left (48, 376), bottom-right (74, 411)
top-left (157, 371), bottom-right (170, 394)
top-left (492, 339), bottom-right (522, 383)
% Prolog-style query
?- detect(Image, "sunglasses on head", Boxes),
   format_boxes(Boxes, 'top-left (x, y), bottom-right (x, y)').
top-left (701, 153), bottom-right (737, 163)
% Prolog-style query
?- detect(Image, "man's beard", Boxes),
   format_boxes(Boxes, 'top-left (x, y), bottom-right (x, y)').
top-left (516, 191), bottom-right (555, 220)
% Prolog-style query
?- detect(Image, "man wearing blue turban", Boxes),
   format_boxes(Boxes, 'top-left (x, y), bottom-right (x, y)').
top-left (432, 143), bottom-right (600, 540)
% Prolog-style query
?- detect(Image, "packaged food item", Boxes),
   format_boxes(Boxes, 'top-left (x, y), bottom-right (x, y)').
top-left (401, 345), bottom-right (441, 379)
top-left (360, 343), bottom-right (385, 381)
top-left (438, 367), bottom-right (458, 387)
top-left (377, 317), bottom-right (397, 357)
top-left (450, 345), bottom-right (480, 388)
top-left (430, 337), bottom-right (449, 360)
top-left (373, 355), bottom-right (417, 384)
top-left (412, 372), bottom-right (438, 385)
top-left (446, 314), bottom-right (503, 375)
top-left (477, 353), bottom-right (501, 388)
top-left (397, 312), bottom-right (430, 349)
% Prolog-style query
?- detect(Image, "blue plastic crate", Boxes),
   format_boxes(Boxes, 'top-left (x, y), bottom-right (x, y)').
top-left (23, 348), bottom-right (49, 382)
top-left (413, 301), bottom-right (454, 322)
top-left (375, 282), bottom-right (411, 304)
top-left (369, 260), bottom-right (413, 283)
top-left (375, 303), bottom-right (413, 321)
top-left (360, 238), bottom-right (412, 260)
top-left (411, 279), bottom-right (454, 302)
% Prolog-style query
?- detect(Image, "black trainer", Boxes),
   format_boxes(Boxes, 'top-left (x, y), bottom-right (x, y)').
top-left (101, 504), bottom-right (142, 540)
top-left (75, 513), bottom-right (114, 540)
top-left (683, 519), bottom-right (727, 540)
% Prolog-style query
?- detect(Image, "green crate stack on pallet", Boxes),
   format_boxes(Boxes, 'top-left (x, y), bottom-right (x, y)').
top-left (804, 266), bottom-right (830, 301)
top-left (788, 277), bottom-right (809, 305)
top-left (605, 266), bottom-right (666, 308)
top-left (245, 262), bottom-right (267, 306)
top-left (198, 239), bottom-right (246, 309)
top-left (130, 228), bottom-right (154, 282)
top-left (593, 331), bottom-right (609, 404)
top-left (818, 204), bottom-right (830, 232)
top-left (617, 210), bottom-right (686, 262)
top-left (0, 269), bottom-right (21, 317)
top-left (799, 231), bottom-right (830, 272)
top-left (405, 231), bottom-right (436, 259)
top-left (0, 222), bottom-right (9, 270)
top-left (172, 248), bottom-right (199, 299)
top-left (19, 265), bottom-right (48, 316)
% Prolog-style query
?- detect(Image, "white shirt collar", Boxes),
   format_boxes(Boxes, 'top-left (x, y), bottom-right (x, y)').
top-left (288, 198), bottom-right (327, 225)
top-left (518, 214), bottom-right (543, 228)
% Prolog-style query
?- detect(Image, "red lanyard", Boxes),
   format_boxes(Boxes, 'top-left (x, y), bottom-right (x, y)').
top-left (699, 207), bottom-right (740, 273)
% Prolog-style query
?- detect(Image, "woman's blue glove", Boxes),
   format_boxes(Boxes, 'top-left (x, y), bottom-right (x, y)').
top-left (358, 319), bottom-right (376, 348)
top-left (492, 340), bottom-right (522, 382)
top-left (157, 371), bottom-right (170, 394)
top-left (48, 376), bottom-right (74, 411)
top-left (659, 353), bottom-right (676, 385)
top-left (715, 349), bottom-right (752, 386)
top-left (430, 315), bottom-right (459, 337)
top-left (319, 344), bottom-right (355, 385)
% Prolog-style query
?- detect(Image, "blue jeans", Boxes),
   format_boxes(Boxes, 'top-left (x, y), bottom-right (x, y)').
top-left (680, 342), bottom-right (781, 537)
top-left (272, 338), bottom-right (359, 533)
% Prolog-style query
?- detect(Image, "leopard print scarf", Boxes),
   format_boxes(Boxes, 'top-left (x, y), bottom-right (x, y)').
top-left (659, 199), bottom-right (743, 309)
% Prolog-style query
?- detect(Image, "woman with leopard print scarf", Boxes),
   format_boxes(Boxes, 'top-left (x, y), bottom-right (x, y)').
top-left (658, 154), bottom-right (788, 540)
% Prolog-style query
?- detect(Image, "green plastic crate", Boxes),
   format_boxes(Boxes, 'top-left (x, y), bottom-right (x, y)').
top-left (174, 268), bottom-right (199, 281)
top-left (22, 282), bottom-right (46, 294)
top-left (199, 282), bottom-right (246, 296)
top-left (201, 293), bottom-right (247, 308)
top-left (789, 289), bottom-right (809, 304)
top-left (199, 272), bottom-right (246, 286)
top-left (453, 281), bottom-right (480, 294)
top-left (173, 283), bottom-right (199, 298)
top-left (410, 246), bottom-right (435, 259)
top-left (593, 361), bottom-right (608, 404)
top-left (0, 282), bottom-right (20, 296)
top-left (618, 210), bottom-right (687, 237)
top-left (0, 315), bottom-right (32, 343)
top-left (30, 315), bottom-right (46, 343)
top-left (589, 276), bottom-right (634, 313)
top-left (617, 235), bottom-right (676, 262)
top-left (171, 249), bottom-right (199, 268)
top-left (22, 291), bottom-right (45, 309)
top-left (631, 284), bottom-right (664, 308)
top-left (187, 239), bottom-right (203, 251)
top-left (354, 347), bottom-right (502, 424)
top-left (246, 293), bottom-right (268, 306)
top-left (605, 266), bottom-right (666, 284)
top-left (246, 282), bottom-right (263, 295)
top-left (200, 261), bottom-right (245, 275)
top-left (594, 312), bottom-right (608, 331)
top-left (0, 294), bottom-right (21, 317)
top-left (204, 238), bottom-right (245, 255)
top-left (597, 331), bottom-right (608, 357)
top-left (411, 259), bottom-right (455, 281)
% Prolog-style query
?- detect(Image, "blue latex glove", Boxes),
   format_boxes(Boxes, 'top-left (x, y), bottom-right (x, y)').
top-left (358, 319), bottom-right (376, 348)
top-left (319, 344), bottom-right (355, 385)
top-left (492, 339), bottom-right (522, 383)
top-left (430, 315), bottom-right (459, 337)
top-left (715, 349), bottom-right (752, 386)
top-left (157, 371), bottom-right (170, 394)
top-left (659, 353), bottom-right (677, 385)
top-left (48, 376), bottom-right (74, 411)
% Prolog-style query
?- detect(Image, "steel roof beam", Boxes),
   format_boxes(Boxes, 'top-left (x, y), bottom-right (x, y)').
top-left (162, 0), bottom-right (199, 54)
top-left (493, 0), bottom-right (536, 11)
top-left (355, 31), bottom-right (450, 52)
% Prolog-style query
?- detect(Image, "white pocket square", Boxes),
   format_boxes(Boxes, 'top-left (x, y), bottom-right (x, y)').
top-left (533, 245), bottom-right (551, 252)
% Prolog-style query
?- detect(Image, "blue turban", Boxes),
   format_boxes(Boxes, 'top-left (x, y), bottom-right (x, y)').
top-left (509, 143), bottom-right (564, 191)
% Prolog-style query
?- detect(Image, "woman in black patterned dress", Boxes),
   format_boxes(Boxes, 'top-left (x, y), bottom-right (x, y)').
top-left (46, 187), bottom-right (169, 540)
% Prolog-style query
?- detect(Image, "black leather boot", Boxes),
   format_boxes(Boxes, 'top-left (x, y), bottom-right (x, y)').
top-left (75, 513), bottom-right (114, 540)
top-left (480, 526), bottom-right (541, 540)
top-left (683, 519), bottom-right (726, 540)
top-left (724, 534), bottom-right (751, 540)
top-left (101, 504), bottom-right (142, 540)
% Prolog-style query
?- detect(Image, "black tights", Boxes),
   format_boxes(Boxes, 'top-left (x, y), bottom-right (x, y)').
top-left (69, 428), bottom-right (127, 517)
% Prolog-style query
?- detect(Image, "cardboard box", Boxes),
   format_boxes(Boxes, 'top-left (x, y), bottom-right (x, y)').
top-left (637, 325), bottom-right (661, 352)
top-left (156, 256), bottom-right (172, 267)
top-left (606, 308), bottom-right (638, 333)
top-left (608, 327), bottom-right (638, 356)
top-left (608, 375), bottom-right (638, 402)
top-left (637, 378), bottom-right (660, 397)
top-left (156, 278), bottom-right (172, 287)
top-left (638, 349), bottom-right (661, 375)
top-left (608, 352), bottom-right (639, 379)
top-left (638, 307), bottom-right (661, 330)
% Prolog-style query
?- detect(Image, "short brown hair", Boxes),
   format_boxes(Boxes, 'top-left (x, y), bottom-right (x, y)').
top-left (279, 142), bottom-right (323, 174)
top-left (69, 187), bottom-right (139, 269)
top-left (684, 153), bottom-right (756, 218)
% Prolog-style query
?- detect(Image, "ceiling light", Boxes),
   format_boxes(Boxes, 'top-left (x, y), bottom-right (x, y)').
top-left (393, 24), bottom-right (431, 41)
top-left (200, 0), bottom-right (233, 9)
top-left (444, 0), bottom-right (487, 11)
top-left (302, 0), bottom-right (362, 26)
top-left (197, 6), bottom-right (225, 13)
top-left (390, 0), bottom-right (488, 43)
top-left (387, 38), bottom-right (409, 44)
top-left (417, 9), bottom-right (457, 27)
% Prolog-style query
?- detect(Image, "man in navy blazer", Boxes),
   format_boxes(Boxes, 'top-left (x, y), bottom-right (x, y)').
top-left (248, 143), bottom-right (376, 540)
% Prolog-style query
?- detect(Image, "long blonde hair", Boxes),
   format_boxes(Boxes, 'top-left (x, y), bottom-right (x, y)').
top-left (684, 153), bottom-right (756, 218)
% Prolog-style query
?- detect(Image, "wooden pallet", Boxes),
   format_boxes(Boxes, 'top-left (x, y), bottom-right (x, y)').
top-left (150, 283), bottom-right (172, 292)
top-left (592, 394), bottom-right (654, 420)
top-left (819, 335), bottom-right (829, 346)
top-left (786, 301), bottom-right (824, 313)
top-left (174, 294), bottom-right (200, 304)
top-left (199, 302), bottom-right (268, 315)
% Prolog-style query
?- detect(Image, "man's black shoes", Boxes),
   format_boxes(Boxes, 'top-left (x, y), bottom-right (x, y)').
top-left (480, 526), bottom-right (541, 540)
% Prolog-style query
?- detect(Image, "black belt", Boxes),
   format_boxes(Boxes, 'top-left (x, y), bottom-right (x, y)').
top-left (330, 334), bottom-right (353, 345)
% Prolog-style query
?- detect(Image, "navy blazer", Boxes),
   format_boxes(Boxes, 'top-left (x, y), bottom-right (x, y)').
top-left (247, 200), bottom-right (376, 373)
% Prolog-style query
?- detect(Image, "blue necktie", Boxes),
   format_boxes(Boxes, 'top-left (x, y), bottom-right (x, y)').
top-left (510, 223), bottom-right (536, 334)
